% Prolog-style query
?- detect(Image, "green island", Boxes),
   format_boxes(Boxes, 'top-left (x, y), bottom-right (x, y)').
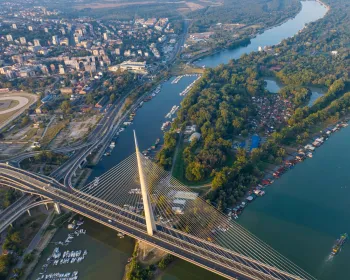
top-left (158, 0), bottom-right (349, 210)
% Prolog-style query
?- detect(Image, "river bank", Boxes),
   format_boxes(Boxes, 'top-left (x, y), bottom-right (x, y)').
top-left (239, 118), bottom-right (350, 279)
top-left (194, 1), bottom-right (328, 68)
top-left (264, 76), bottom-right (326, 107)
top-left (27, 1), bottom-right (330, 279)
top-left (186, 0), bottom-right (307, 65)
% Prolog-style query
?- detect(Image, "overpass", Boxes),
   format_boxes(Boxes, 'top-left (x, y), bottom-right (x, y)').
top-left (0, 196), bottom-right (53, 233)
top-left (0, 132), bottom-right (317, 280)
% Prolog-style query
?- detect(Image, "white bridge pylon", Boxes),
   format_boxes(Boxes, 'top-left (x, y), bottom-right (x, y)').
top-left (134, 130), bottom-right (157, 236)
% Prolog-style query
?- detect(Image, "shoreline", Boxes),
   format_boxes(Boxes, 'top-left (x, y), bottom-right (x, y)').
top-left (189, 0), bottom-right (329, 65)
top-left (231, 117), bottom-right (350, 220)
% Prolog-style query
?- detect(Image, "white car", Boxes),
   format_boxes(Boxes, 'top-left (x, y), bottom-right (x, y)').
top-left (108, 219), bottom-right (112, 223)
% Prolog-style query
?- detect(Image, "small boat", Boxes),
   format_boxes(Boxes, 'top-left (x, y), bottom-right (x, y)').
top-left (331, 233), bottom-right (348, 256)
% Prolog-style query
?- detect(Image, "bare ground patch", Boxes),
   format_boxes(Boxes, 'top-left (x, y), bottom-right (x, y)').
top-left (186, 1), bottom-right (204, 11)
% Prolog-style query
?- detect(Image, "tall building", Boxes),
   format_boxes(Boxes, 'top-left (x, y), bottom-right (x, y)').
top-left (103, 32), bottom-right (108, 41)
top-left (6, 35), bottom-right (13, 42)
top-left (12, 23), bottom-right (17, 29)
top-left (52, 35), bottom-right (59, 45)
top-left (115, 48), bottom-right (120, 55)
top-left (20, 37), bottom-right (27, 45)
top-left (28, 26), bottom-right (33, 31)
top-left (34, 39), bottom-right (41, 47)
top-left (44, 28), bottom-right (49, 33)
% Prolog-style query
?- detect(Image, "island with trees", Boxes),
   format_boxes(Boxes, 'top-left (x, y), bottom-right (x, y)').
top-left (157, 0), bottom-right (349, 210)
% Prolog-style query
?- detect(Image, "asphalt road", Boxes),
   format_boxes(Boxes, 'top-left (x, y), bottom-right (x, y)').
top-left (0, 164), bottom-right (301, 280)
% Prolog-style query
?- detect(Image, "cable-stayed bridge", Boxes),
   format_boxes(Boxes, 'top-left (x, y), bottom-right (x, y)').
top-left (0, 131), bottom-right (315, 280)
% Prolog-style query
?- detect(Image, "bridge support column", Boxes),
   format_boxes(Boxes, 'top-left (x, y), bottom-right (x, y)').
top-left (54, 202), bottom-right (62, 214)
top-left (134, 130), bottom-right (157, 236)
top-left (79, 159), bottom-right (87, 169)
top-left (27, 209), bottom-right (31, 216)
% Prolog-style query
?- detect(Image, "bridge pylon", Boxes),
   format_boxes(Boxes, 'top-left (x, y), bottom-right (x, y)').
top-left (133, 130), bottom-right (157, 236)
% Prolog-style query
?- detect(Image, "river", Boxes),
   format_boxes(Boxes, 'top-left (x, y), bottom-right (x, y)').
top-left (30, 219), bottom-right (135, 280)
top-left (194, 1), bottom-right (328, 68)
top-left (239, 124), bottom-right (350, 280)
top-left (31, 1), bottom-right (330, 279)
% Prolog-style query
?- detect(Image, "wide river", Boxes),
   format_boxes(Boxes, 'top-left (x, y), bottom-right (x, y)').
top-left (31, 1), bottom-right (331, 279)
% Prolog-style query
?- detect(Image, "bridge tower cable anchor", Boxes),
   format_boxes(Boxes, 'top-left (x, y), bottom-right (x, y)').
top-left (133, 130), bottom-right (157, 236)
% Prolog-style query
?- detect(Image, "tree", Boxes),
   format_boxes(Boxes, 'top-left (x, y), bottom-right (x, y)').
top-left (185, 162), bottom-right (205, 181)
top-left (21, 115), bottom-right (30, 127)
top-left (23, 253), bottom-right (34, 264)
top-left (86, 93), bottom-right (95, 104)
top-left (0, 255), bottom-right (11, 278)
top-left (109, 93), bottom-right (116, 104)
top-left (60, 100), bottom-right (71, 114)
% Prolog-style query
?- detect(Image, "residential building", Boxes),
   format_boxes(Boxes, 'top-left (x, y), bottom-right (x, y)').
top-left (34, 39), bottom-right (41, 47)
top-left (52, 35), bottom-right (59, 45)
top-left (59, 65), bottom-right (65, 74)
top-left (20, 37), bottom-right (27, 45)
top-left (60, 38), bottom-right (69, 46)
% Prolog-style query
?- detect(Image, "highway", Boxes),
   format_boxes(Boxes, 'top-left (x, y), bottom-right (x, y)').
top-left (0, 194), bottom-right (52, 232)
top-left (0, 163), bottom-right (307, 280)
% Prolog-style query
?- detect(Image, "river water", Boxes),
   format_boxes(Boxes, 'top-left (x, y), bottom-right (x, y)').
top-left (239, 124), bottom-right (350, 280)
top-left (264, 77), bottom-right (325, 107)
top-left (32, 1), bottom-right (330, 279)
top-left (194, 1), bottom-right (327, 68)
top-left (30, 219), bottom-right (135, 280)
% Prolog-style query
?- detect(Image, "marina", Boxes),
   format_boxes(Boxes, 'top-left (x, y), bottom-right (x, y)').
top-left (30, 219), bottom-right (135, 280)
top-left (34, 219), bottom-right (88, 280)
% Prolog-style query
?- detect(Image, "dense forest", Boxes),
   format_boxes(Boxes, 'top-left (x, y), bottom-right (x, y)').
top-left (189, 0), bottom-right (301, 32)
top-left (158, 0), bottom-right (350, 210)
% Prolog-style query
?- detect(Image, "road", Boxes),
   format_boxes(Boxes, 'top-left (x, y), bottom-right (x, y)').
top-left (0, 163), bottom-right (307, 280)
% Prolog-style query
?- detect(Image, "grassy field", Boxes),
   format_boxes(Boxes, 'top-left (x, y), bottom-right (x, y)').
top-left (23, 128), bottom-right (39, 141)
top-left (0, 100), bottom-right (19, 112)
top-left (170, 62), bottom-right (205, 76)
top-left (41, 120), bottom-right (69, 147)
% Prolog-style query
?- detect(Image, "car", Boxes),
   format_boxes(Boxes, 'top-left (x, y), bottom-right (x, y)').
top-left (108, 219), bottom-right (112, 223)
